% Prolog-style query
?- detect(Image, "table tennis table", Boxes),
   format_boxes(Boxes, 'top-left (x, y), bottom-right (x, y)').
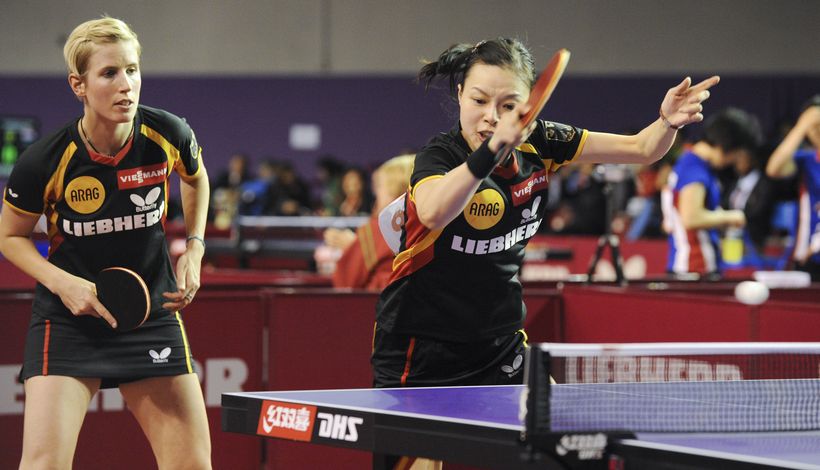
top-left (222, 384), bottom-right (820, 469)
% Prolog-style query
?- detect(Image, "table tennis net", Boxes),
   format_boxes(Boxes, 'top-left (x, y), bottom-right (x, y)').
top-left (523, 342), bottom-right (820, 434)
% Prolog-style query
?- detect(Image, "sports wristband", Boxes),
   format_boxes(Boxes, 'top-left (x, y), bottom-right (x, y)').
top-left (186, 235), bottom-right (206, 249)
top-left (466, 139), bottom-right (498, 179)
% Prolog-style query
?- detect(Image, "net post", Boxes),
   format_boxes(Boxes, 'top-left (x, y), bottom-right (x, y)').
top-left (521, 345), bottom-right (551, 447)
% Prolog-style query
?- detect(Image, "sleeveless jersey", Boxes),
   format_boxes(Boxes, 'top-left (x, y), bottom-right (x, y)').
top-left (376, 120), bottom-right (587, 341)
top-left (2, 105), bottom-right (202, 319)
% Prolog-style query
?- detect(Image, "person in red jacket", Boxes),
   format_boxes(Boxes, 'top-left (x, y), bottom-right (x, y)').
top-left (322, 154), bottom-right (414, 289)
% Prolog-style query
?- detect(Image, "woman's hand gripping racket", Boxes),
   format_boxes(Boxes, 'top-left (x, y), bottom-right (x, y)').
top-left (496, 48), bottom-right (571, 162)
top-left (96, 267), bottom-right (151, 332)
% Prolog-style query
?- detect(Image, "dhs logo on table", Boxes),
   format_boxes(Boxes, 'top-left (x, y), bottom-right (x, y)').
top-left (312, 410), bottom-right (373, 447)
top-left (316, 412), bottom-right (363, 442)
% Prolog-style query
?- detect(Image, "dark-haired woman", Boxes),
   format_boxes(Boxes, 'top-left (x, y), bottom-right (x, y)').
top-left (766, 95), bottom-right (820, 280)
top-left (372, 38), bottom-right (719, 389)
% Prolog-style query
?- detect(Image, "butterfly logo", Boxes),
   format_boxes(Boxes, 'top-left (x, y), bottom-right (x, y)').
top-left (130, 187), bottom-right (161, 211)
top-left (520, 195), bottom-right (541, 224)
top-left (500, 354), bottom-right (524, 376)
top-left (149, 347), bottom-right (171, 363)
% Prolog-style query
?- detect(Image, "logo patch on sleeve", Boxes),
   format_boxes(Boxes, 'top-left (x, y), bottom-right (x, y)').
top-left (544, 122), bottom-right (576, 142)
top-left (190, 130), bottom-right (199, 160)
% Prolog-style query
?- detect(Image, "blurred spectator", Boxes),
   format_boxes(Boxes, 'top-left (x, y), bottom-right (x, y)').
top-left (238, 159), bottom-right (278, 215)
top-left (338, 166), bottom-right (374, 216)
top-left (722, 148), bottom-right (782, 256)
top-left (593, 164), bottom-right (636, 236)
top-left (319, 154), bottom-right (414, 289)
top-left (624, 132), bottom-right (686, 240)
top-left (765, 95), bottom-right (820, 280)
top-left (315, 155), bottom-right (345, 215)
top-left (546, 163), bottom-right (607, 235)
top-left (211, 152), bottom-right (251, 228)
top-left (213, 152), bottom-right (251, 191)
top-left (661, 108), bottom-right (762, 276)
top-left (273, 161), bottom-right (312, 215)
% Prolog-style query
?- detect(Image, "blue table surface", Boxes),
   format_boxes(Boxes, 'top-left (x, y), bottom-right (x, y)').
top-left (230, 385), bottom-right (524, 428)
top-left (228, 384), bottom-right (820, 467)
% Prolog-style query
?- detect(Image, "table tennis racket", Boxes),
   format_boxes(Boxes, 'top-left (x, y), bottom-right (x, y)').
top-left (521, 48), bottom-right (571, 127)
top-left (497, 48), bottom-right (571, 161)
top-left (96, 267), bottom-right (150, 331)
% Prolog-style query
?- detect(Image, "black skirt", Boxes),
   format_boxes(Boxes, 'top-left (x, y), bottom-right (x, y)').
top-left (20, 308), bottom-right (196, 389)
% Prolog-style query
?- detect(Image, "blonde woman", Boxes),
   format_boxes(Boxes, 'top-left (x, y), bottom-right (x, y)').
top-left (0, 17), bottom-right (211, 469)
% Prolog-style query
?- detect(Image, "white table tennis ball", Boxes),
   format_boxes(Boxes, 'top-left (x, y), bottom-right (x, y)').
top-left (734, 280), bottom-right (769, 305)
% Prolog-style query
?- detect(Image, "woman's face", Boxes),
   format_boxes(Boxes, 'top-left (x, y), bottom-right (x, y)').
top-left (342, 170), bottom-right (364, 196)
top-left (73, 40), bottom-right (141, 124)
top-left (458, 62), bottom-right (530, 152)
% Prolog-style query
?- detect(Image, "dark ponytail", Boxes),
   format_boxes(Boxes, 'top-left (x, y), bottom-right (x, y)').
top-left (417, 43), bottom-right (474, 94)
top-left (417, 38), bottom-right (536, 96)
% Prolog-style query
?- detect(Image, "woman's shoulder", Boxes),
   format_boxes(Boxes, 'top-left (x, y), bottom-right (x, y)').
top-left (17, 120), bottom-right (77, 164)
top-left (420, 127), bottom-right (467, 159)
top-left (138, 105), bottom-right (194, 140)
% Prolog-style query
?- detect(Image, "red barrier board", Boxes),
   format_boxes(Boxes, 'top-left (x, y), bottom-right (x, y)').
top-left (560, 285), bottom-right (755, 343)
top-left (0, 290), bottom-right (265, 470)
top-left (264, 289), bottom-right (377, 470)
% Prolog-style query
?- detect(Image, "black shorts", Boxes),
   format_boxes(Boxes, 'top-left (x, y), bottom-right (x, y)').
top-left (20, 309), bottom-right (196, 389)
top-left (371, 326), bottom-right (527, 388)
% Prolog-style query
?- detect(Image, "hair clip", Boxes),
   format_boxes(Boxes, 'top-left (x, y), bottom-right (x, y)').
top-left (471, 40), bottom-right (486, 55)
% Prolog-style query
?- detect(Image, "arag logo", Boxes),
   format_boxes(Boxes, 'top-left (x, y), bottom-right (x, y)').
top-left (65, 176), bottom-right (105, 214)
top-left (463, 189), bottom-right (504, 230)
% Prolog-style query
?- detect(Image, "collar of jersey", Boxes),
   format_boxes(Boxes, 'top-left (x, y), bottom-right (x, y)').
top-left (87, 133), bottom-right (134, 166)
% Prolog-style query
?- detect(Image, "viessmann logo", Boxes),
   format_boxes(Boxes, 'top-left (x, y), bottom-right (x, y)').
top-left (117, 162), bottom-right (168, 189)
top-left (256, 400), bottom-right (317, 441)
top-left (511, 169), bottom-right (548, 206)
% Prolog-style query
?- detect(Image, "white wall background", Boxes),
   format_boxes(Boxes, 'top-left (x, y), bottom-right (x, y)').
top-left (0, 0), bottom-right (818, 76)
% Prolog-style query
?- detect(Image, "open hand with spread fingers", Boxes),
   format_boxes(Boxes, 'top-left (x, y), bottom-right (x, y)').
top-left (659, 76), bottom-right (721, 130)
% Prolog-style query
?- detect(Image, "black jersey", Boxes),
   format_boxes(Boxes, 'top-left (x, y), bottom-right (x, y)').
top-left (3, 105), bottom-right (202, 320)
top-left (376, 120), bottom-right (587, 341)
